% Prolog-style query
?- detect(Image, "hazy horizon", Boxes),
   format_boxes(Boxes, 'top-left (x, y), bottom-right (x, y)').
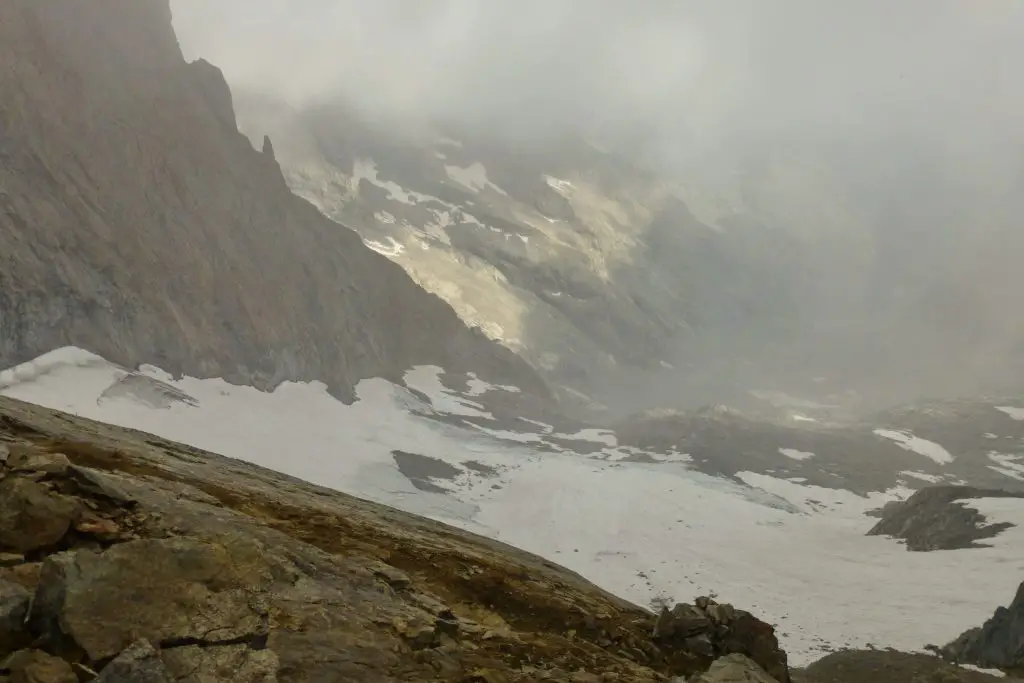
top-left (169, 1), bottom-right (1024, 412)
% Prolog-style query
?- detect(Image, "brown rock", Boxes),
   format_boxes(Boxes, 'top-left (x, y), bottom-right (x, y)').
top-left (0, 479), bottom-right (78, 553)
top-left (4, 448), bottom-right (70, 477)
top-left (0, 649), bottom-right (77, 683)
top-left (30, 539), bottom-right (270, 661)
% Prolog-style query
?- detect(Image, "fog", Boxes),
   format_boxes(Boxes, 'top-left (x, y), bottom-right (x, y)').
top-left (172, 1), bottom-right (1022, 150)
top-left (170, 1), bottom-right (1024, 413)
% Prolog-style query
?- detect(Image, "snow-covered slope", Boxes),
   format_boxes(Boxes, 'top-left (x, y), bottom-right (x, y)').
top-left (4, 348), bottom-right (1024, 664)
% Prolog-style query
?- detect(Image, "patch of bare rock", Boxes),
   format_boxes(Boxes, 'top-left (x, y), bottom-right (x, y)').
top-left (868, 485), bottom-right (1024, 551)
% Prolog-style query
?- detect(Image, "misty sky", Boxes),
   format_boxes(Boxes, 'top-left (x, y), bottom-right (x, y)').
top-left (171, 0), bottom-right (1023, 149)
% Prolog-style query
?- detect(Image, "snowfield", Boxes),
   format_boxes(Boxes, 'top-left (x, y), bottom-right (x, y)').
top-left (3, 347), bottom-right (1024, 665)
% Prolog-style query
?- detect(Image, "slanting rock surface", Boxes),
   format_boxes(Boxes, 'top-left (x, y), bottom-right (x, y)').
top-left (0, 394), bottom-right (792, 682)
top-left (940, 580), bottom-right (1024, 675)
top-left (868, 485), bottom-right (1024, 551)
top-left (0, 0), bottom-right (544, 404)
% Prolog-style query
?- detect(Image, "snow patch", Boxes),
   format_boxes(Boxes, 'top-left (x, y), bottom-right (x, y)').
top-left (444, 162), bottom-right (507, 195)
top-left (363, 236), bottom-right (405, 257)
top-left (987, 452), bottom-right (1024, 481)
top-left (873, 429), bottom-right (954, 464)
top-left (996, 406), bottom-right (1024, 421)
top-left (779, 448), bottom-right (815, 461)
top-left (899, 470), bottom-right (944, 483)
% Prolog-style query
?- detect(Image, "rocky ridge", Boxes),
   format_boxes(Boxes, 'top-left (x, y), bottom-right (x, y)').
top-left (0, 0), bottom-right (544, 407)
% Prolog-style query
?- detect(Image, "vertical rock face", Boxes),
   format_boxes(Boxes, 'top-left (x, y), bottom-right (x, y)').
top-left (0, 0), bottom-right (546, 401)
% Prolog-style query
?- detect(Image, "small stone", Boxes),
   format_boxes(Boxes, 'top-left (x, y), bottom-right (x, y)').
top-left (73, 516), bottom-right (121, 540)
top-left (0, 649), bottom-right (77, 683)
top-left (95, 640), bottom-right (173, 683)
top-left (0, 445), bottom-right (9, 464)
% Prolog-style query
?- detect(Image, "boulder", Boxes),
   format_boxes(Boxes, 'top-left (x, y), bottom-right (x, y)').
top-left (30, 538), bottom-right (270, 661)
top-left (689, 654), bottom-right (780, 682)
top-left (0, 479), bottom-right (79, 554)
top-left (95, 640), bottom-right (173, 683)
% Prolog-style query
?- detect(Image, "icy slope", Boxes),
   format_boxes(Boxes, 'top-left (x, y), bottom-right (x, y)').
top-left (4, 348), bottom-right (1024, 664)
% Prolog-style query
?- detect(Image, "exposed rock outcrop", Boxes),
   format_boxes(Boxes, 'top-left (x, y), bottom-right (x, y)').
top-left (867, 485), bottom-right (1024, 551)
top-left (0, 393), bottom-right (791, 682)
top-left (654, 598), bottom-right (790, 683)
top-left (940, 580), bottom-right (1024, 675)
top-left (0, 0), bottom-right (545, 405)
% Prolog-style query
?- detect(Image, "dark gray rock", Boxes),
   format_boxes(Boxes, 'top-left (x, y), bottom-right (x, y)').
top-left (868, 485), bottom-right (1024, 551)
top-left (940, 580), bottom-right (1024, 673)
top-left (0, 581), bottom-right (30, 657)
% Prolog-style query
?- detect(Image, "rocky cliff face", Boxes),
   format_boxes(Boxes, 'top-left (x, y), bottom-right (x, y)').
top-left (941, 580), bottom-right (1024, 676)
top-left (0, 394), bottom-right (792, 682)
top-left (0, 0), bottom-right (545, 404)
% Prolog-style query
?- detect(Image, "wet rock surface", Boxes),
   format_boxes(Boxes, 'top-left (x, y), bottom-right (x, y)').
top-left (0, 394), bottom-right (799, 681)
top-left (867, 485), bottom-right (1024, 551)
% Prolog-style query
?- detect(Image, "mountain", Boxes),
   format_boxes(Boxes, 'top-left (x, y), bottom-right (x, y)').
top-left (231, 93), bottom-right (821, 415)
top-left (232, 93), bottom-right (1024, 418)
top-left (0, 0), bottom-right (544, 406)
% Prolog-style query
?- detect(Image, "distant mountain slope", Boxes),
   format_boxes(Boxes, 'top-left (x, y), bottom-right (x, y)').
top-left (233, 93), bottom-right (818, 412)
top-left (0, 0), bottom-right (545, 403)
